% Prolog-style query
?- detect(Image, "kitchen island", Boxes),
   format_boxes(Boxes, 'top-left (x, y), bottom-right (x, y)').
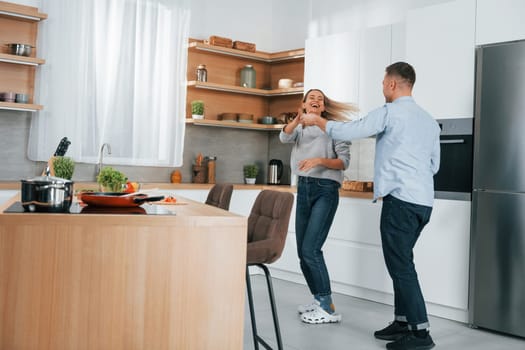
top-left (0, 194), bottom-right (247, 350)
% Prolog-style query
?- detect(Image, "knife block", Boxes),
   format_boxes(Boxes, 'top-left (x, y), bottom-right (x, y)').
top-left (192, 165), bottom-right (207, 184)
top-left (41, 157), bottom-right (56, 176)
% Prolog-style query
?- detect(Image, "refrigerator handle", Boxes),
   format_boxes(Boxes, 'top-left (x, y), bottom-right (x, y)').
top-left (440, 139), bottom-right (465, 144)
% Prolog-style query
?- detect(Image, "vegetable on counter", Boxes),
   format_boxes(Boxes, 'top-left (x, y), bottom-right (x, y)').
top-left (97, 167), bottom-right (127, 192)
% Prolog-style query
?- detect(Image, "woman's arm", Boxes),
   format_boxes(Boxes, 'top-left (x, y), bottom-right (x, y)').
top-left (298, 157), bottom-right (344, 171)
top-left (283, 109), bottom-right (302, 134)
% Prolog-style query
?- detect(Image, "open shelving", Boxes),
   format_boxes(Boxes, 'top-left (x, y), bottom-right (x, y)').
top-left (0, 1), bottom-right (47, 113)
top-left (186, 39), bottom-right (304, 131)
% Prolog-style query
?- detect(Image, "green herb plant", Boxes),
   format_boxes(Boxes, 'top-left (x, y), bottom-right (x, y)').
top-left (53, 156), bottom-right (75, 180)
top-left (243, 164), bottom-right (259, 179)
top-left (97, 167), bottom-right (128, 192)
top-left (191, 100), bottom-right (204, 115)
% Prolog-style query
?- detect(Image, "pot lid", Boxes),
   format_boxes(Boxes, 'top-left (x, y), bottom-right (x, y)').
top-left (21, 175), bottom-right (73, 184)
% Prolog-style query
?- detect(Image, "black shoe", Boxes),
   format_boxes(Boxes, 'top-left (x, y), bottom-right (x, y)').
top-left (386, 333), bottom-right (435, 350)
top-left (374, 321), bottom-right (410, 341)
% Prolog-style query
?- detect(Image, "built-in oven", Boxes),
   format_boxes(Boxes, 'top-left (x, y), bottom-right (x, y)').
top-left (434, 118), bottom-right (474, 200)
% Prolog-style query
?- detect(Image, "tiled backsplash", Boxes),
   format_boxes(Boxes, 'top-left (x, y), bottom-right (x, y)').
top-left (0, 110), bottom-right (374, 183)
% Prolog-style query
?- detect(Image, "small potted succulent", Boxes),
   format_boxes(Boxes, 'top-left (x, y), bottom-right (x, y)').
top-left (96, 166), bottom-right (128, 192)
top-left (243, 164), bottom-right (259, 185)
top-left (52, 156), bottom-right (75, 180)
top-left (191, 100), bottom-right (205, 119)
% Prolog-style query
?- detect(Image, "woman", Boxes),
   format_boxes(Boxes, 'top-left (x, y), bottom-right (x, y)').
top-left (280, 89), bottom-right (357, 324)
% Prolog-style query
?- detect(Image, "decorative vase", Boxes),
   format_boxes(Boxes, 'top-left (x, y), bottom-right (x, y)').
top-left (245, 178), bottom-right (256, 185)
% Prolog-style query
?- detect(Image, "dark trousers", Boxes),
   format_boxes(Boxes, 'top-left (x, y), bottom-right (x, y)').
top-left (295, 176), bottom-right (340, 297)
top-left (380, 194), bottom-right (432, 330)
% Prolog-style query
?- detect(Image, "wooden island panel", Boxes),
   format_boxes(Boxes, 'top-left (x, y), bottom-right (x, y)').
top-left (0, 197), bottom-right (247, 350)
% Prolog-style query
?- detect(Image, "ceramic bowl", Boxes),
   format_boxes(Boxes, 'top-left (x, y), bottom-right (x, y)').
top-left (278, 79), bottom-right (293, 89)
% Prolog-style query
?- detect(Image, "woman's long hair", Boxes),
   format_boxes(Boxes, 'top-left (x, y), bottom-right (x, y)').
top-left (303, 89), bottom-right (359, 121)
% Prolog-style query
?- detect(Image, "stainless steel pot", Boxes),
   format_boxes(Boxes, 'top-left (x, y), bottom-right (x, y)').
top-left (21, 176), bottom-right (74, 212)
top-left (6, 43), bottom-right (33, 56)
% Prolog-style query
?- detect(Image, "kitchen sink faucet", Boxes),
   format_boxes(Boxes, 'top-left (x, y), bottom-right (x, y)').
top-left (97, 143), bottom-right (112, 175)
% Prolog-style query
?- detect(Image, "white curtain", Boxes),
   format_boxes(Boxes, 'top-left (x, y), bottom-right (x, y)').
top-left (28, 0), bottom-right (190, 166)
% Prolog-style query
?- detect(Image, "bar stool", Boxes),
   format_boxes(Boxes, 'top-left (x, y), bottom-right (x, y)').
top-left (246, 190), bottom-right (294, 350)
top-left (205, 183), bottom-right (233, 210)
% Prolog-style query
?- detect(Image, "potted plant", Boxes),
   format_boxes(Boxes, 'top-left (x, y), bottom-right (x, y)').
top-left (243, 164), bottom-right (259, 185)
top-left (191, 100), bottom-right (205, 119)
top-left (52, 156), bottom-right (75, 180)
top-left (96, 166), bottom-right (128, 192)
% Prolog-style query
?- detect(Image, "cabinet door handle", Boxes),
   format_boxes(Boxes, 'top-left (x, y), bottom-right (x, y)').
top-left (440, 139), bottom-right (465, 144)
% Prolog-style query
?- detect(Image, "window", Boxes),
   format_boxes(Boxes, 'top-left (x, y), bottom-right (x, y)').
top-left (28, 0), bottom-right (190, 166)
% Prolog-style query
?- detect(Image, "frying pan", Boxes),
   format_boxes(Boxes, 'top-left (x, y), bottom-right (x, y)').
top-left (79, 192), bottom-right (164, 207)
top-left (80, 205), bottom-right (147, 214)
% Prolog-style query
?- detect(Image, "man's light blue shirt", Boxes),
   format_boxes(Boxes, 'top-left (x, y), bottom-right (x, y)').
top-left (326, 96), bottom-right (440, 207)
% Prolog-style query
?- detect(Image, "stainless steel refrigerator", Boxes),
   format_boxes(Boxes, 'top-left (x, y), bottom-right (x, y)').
top-left (469, 40), bottom-right (525, 338)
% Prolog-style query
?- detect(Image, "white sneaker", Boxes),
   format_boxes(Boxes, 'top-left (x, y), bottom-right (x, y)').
top-left (300, 304), bottom-right (342, 324)
top-left (297, 299), bottom-right (320, 314)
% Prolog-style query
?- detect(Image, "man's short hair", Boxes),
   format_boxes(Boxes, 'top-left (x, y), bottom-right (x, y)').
top-left (386, 62), bottom-right (416, 87)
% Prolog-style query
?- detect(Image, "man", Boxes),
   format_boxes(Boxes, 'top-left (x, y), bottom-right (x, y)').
top-left (301, 62), bottom-right (440, 350)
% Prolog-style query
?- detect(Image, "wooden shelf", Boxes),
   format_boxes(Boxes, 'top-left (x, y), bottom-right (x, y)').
top-left (0, 53), bottom-right (45, 66)
top-left (186, 39), bottom-right (304, 130)
top-left (187, 81), bottom-right (303, 96)
top-left (0, 101), bottom-right (43, 112)
top-left (188, 41), bottom-right (304, 63)
top-left (0, 1), bottom-right (47, 112)
top-left (186, 118), bottom-right (285, 131)
top-left (0, 1), bottom-right (47, 21)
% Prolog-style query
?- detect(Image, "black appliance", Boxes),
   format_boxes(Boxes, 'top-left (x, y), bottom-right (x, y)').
top-left (433, 118), bottom-right (473, 200)
top-left (4, 201), bottom-right (175, 216)
top-left (267, 159), bottom-right (283, 185)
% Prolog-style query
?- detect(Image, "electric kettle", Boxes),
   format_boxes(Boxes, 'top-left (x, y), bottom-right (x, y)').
top-left (267, 159), bottom-right (283, 185)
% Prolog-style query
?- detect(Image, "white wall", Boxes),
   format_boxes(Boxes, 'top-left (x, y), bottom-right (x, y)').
top-left (188, 0), bottom-right (309, 52)
top-left (8, 0), bottom-right (39, 6)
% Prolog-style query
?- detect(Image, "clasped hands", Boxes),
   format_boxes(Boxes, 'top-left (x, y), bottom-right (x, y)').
top-left (291, 108), bottom-right (323, 127)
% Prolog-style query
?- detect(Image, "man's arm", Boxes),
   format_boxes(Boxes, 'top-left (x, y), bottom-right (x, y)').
top-left (301, 107), bottom-right (389, 141)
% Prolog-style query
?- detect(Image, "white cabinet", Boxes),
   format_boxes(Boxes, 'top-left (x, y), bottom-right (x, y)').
top-left (415, 199), bottom-right (471, 322)
top-left (391, 22), bottom-right (406, 63)
top-left (476, 0), bottom-right (525, 45)
top-left (406, 0), bottom-right (476, 119)
top-left (304, 31), bottom-right (360, 103)
top-left (358, 25), bottom-right (392, 115)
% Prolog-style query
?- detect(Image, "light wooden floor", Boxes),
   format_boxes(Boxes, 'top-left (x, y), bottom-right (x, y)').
top-left (244, 276), bottom-right (525, 350)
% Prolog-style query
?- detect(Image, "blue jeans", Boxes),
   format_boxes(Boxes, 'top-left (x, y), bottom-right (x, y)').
top-left (296, 176), bottom-right (340, 297)
top-left (380, 195), bottom-right (432, 330)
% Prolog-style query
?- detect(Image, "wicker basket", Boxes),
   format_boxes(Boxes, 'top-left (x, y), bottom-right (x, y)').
top-left (233, 40), bottom-right (256, 52)
top-left (209, 35), bottom-right (232, 48)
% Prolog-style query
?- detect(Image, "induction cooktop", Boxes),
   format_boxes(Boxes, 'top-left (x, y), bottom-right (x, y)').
top-left (3, 201), bottom-right (176, 215)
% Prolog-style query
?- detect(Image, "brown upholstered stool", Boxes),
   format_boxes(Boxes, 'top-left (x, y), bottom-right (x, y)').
top-left (205, 183), bottom-right (233, 210)
top-left (246, 190), bottom-right (294, 350)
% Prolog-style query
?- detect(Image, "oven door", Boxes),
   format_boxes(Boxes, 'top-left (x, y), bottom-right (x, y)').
top-left (434, 134), bottom-right (473, 198)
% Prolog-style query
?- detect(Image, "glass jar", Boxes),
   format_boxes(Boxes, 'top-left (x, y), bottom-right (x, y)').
top-left (240, 64), bottom-right (256, 88)
top-left (196, 64), bottom-right (207, 82)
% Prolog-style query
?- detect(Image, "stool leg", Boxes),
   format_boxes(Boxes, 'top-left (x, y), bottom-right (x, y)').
top-left (246, 267), bottom-right (260, 350)
top-left (257, 264), bottom-right (283, 350)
